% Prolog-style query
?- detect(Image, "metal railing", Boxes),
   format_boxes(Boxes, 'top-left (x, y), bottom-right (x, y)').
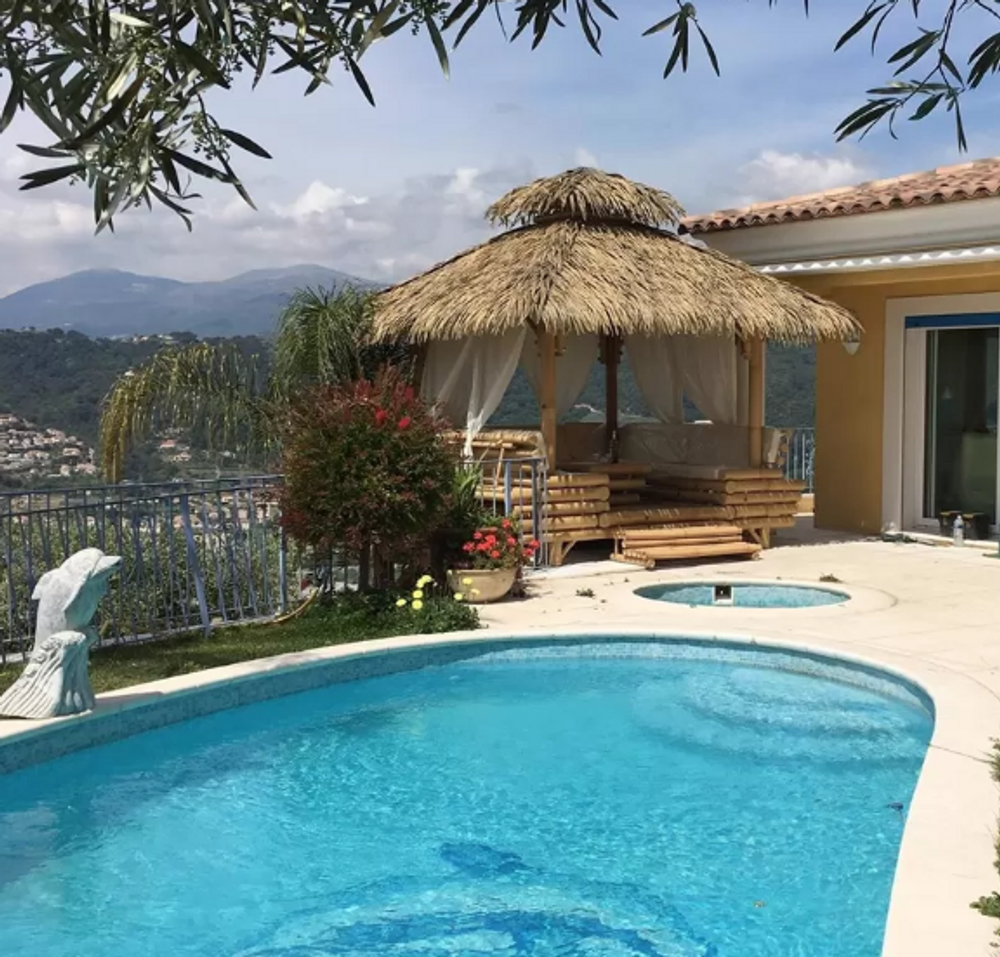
top-left (782, 428), bottom-right (815, 493)
top-left (0, 477), bottom-right (300, 664)
top-left (0, 461), bottom-right (549, 662)
top-left (473, 455), bottom-right (547, 566)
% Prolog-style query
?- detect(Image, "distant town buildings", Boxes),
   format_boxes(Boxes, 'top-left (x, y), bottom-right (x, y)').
top-left (0, 413), bottom-right (98, 480)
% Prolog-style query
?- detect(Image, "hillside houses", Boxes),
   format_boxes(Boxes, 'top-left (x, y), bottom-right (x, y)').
top-left (0, 413), bottom-right (97, 480)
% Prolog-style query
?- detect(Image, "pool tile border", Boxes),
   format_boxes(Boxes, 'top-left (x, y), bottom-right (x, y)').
top-left (0, 630), bottom-right (929, 774)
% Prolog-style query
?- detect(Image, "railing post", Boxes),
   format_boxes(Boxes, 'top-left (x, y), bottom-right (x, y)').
top-left (278, 525), bottom-right (288, 615)
top-left (179, 493), bottom-right (212, 636)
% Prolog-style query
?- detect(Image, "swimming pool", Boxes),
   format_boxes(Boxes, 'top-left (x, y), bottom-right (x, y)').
top-left (0, 640), bottom-right (931, 957)
top-left (636, 581), bottom-right (850, 608)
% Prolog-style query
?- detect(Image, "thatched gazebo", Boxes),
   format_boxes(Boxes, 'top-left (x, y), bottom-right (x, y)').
top-left (372, 167), bottom-right (859, 475)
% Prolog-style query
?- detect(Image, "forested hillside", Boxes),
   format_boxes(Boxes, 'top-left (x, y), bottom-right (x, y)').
top-left (0, 331), bottom-right (815, 487)
top-left (0, 329), bottom-right (268, 443)
top-left (492, 343), bottom-right (816, 427)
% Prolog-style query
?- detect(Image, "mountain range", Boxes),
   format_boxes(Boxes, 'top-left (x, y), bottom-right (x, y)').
top-left (0, 265), bottom-right (378, 338)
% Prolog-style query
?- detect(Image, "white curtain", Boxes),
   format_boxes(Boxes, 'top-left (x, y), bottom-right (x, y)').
top-left (520, 333), bottom-right (599, 419)
top-left (420, 329), bottom-right (527, 455)
top-left (679, 335), bottom-right (738, 425)
top-left (625, 335), bottom-right (684, 424)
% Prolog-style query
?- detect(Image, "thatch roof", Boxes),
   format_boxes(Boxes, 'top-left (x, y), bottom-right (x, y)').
top-left (487, 167), bottom-right (685, 229)
top-left (372, 168), bottom-right (860, 344)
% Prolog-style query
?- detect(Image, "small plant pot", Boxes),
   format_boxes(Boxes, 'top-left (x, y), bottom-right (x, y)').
top-left (447, 567), bottom-right (517, 604)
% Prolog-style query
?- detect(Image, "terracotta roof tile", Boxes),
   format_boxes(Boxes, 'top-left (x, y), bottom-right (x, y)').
top-left (683, 157), bottom-right (1000, 234)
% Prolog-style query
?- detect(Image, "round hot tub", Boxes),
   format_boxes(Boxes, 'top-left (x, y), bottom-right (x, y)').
top-left (635, 580), bottom-right (850, 608)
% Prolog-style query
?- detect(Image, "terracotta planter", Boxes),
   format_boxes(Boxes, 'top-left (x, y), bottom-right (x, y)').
top-left (447, 567), bottom-right (517, 604)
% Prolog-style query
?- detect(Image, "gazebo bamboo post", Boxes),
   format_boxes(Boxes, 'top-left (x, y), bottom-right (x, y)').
top-left (600, 334), bottom-right (622, 460)
top-left (411, 343), bottom-right (428, 390)
top-left (747, 337), bottom-right (770, 547)
top-left (538, 328), bottom-right (558, 470)
top-left (748, 338), bottom-right (765, 469)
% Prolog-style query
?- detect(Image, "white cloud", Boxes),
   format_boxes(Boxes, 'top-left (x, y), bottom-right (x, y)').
top-left (278, 180), bottom-right (369, 220)
top-left (732, 149), bottom-right (870, 206)
top-left (574, 147), bottom-right (598, 167)
top-left (0, 162), bottom-right (534, 294)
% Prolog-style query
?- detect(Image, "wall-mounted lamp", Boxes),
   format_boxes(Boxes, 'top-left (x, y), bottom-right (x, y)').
top-left (842, 336), bottom-right (861, 357)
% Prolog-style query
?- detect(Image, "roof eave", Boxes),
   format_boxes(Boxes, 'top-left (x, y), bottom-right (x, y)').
top-left (688, 197), bottom-right (1000, 267)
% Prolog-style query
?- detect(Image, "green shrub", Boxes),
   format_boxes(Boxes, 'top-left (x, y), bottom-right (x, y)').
top-left (336, 587), bottom-right (479, 634)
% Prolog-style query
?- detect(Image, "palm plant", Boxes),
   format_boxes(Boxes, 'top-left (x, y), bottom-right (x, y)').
top-left (100, 285), bottom-right (411, 482)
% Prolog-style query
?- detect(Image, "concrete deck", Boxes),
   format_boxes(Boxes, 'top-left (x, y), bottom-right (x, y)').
top-left (1, 523), bottom-right (999, 956)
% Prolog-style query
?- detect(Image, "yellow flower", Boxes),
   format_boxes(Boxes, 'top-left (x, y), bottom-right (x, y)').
top-left (412, 599), bottom-right (424, 611)
top-left (453, 593), bottom-right (464, 602)
top-left (396, 598), bottom-right (407, 608)
top-left (417, 574), bottom-right (433, 587)
top-left (471, 588), bottom-right (481, 596)
top-left (462, 577), bottom-right (473, 586)
top-left (412, 589), bottom-right (424, 599)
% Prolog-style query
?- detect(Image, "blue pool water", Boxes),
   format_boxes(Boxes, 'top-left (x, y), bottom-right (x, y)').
top-left (636, 582), bottom-right (850, 608)
top-left (0, 642), bottom-right (931, 957)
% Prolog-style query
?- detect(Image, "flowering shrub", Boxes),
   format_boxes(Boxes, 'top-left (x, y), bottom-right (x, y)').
top-left (396, 573), bottom-right (469, 608)
top-left (279, 368), bottom-right (457, 590)
top-left (459, 518), bottom-right (539, 570)
top-left (393, 574), bottom-right (480, 632)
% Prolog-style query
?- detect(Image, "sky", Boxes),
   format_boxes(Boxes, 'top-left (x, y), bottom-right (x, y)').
top-left (0, 2), bottom-right (998, 295)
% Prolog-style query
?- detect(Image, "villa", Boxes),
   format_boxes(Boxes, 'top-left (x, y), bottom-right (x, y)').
top-left (684, 157), bottom-right (1000, 539)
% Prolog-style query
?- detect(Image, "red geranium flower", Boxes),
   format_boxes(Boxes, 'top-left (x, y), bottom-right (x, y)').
top-left (473, 531), bottom-right (482, 540)
top-left (374, 409), bottom-right (388, 427)
top-left (398, 415), bottom-right (411, 430)
top-left (490, 550), bottom-right (500, 559)
top-left (507, 537), bottom-right (516, 546)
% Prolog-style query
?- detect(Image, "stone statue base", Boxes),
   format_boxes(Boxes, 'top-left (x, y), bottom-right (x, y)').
top-left (0, 631), bottom-right (98, 719)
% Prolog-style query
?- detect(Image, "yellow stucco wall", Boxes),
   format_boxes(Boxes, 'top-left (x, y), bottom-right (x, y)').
top-left (789, 262), bottom-right (1000, 534)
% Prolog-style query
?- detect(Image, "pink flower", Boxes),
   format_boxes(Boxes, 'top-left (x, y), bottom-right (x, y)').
top-left (490, 550), bottom-right (500, 559)
top-left (507, 537), bottom-right (516, 546)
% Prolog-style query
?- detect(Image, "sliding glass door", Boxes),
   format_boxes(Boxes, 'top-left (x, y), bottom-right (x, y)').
top-left (904, 315), bottom-right (999, 532)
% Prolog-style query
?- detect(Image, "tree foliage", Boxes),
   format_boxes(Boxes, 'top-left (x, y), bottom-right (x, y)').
top-left (279, 367), bottom-right (456, 589)
top-left (99, 285), bottom-right (403, 481)
top-left (3, 1), bottom-right (998, 228)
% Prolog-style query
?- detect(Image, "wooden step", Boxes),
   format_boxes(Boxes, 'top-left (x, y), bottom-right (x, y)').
top-left (623, 541), bottom-right (762, 564)
top-left (652, 488), bottom-right (803, 506)
top-left (609, 493), bottom-right (642, 507)
top-left (608, 478), bottom-right (647, 492)
top-left (619, 524), bottom-right (742, 543)
top-left (600, 505), bottom-right (730, 528)
top-left (481, 485), bottom-right (612, 504)
top-left (562, 461), bottom-right (653, 476)
top-left (511, 500), bottom-right (611, 517)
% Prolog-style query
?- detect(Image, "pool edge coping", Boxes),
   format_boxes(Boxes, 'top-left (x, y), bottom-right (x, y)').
top-left (0, 624), bottom-right (996, 957)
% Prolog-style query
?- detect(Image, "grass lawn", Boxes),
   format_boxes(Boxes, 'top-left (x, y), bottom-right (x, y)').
top-left (0, 596), bottom-right (479, 698)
